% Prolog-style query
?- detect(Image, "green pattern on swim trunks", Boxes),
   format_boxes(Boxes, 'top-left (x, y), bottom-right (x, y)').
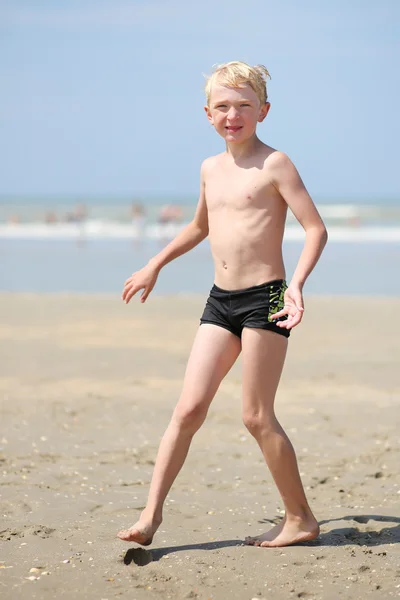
top-left (267, 281), bottom-right (287, 323)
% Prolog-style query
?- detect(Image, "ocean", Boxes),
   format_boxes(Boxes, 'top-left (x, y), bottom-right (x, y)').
top-left (1, 195), bottom-right (399, 296)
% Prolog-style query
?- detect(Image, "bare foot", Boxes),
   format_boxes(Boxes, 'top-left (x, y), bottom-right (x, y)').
top-left (245, 515), bottom-right (319, 548)
top-left (117, 513), bottom-right (162, 545)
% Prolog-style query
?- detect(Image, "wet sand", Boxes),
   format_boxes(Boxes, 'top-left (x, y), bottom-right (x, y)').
top-left (0, 293), bottom-right (399, 599)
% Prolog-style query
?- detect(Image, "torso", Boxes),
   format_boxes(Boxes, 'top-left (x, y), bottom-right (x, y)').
top-left (205, 145), bottom-right (287, 290)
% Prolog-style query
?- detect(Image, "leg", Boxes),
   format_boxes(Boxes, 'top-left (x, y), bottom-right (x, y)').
top-left (241, 328), bottom-right (319, 547)
top-left (118, 324), bottom-right (241, 544)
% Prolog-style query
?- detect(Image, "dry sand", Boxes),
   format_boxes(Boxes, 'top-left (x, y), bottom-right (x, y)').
top-left (0, 293), bottom-right (399, 600)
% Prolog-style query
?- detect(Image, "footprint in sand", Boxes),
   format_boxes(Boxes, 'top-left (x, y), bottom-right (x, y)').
top-left (0, 525), bottom-right (56, 540)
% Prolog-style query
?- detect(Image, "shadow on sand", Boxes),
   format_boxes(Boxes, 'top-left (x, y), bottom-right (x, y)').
top-left (122, 513), bottom-right (399, 567)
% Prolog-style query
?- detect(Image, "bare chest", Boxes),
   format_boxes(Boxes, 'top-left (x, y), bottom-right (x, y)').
top-left (205, 167), bottom-right (276, 214)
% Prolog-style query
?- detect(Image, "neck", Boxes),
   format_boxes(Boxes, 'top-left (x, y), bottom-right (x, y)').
top-left (225, 133), bottom-right (261, 161)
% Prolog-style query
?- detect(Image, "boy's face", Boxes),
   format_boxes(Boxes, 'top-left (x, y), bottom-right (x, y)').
top-left (205, 83), bottom-right (270, 143)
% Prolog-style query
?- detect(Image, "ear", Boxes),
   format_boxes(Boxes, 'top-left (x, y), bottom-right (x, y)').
top-left (204, 105), bottom-right (214, 125)
top-left (258, 102), bottom-right (271, 123)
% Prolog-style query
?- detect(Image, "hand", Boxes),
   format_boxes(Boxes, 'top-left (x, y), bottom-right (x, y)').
top-left (271, 285), bottom-right (304, 330)
top-left (122, 264), bottom-right (159, 304)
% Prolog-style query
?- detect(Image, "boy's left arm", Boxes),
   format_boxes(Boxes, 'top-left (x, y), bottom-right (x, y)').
top-left (270, 152), bottom-right (328, 329)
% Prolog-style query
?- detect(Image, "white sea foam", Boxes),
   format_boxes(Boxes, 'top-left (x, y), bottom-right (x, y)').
top-left (1, 220), bottom-right (400, 242)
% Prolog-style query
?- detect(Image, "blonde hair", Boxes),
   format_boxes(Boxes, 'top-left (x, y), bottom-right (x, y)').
top-left (205, 61), bottom-right (271, 106)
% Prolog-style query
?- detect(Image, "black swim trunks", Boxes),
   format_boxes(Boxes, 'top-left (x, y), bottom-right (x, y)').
top-left (200, 279), bottom-right (290, 339)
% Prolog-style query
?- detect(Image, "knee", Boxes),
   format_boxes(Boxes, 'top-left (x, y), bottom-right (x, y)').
top-left (242, 409), bottom-right (275, 437)
top-left (173, 402), bottom-right (207, 434)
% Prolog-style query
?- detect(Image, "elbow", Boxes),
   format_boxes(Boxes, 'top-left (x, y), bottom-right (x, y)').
top-left (322, 225), bottom-right (328, 246)
top-left (201, 227), bottom-right (209, 242)
top-left (192, 219), bottom-right (209, 240)
top-left (319, 224), bottom-right (328, 246)
top-left (306, 223), bottom-right (328, 247)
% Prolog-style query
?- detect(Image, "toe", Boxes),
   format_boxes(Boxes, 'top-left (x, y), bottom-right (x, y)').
top-left (117, 531), bottom-right (127, 540)
top-left (117, 528), bottom-right (139, 541)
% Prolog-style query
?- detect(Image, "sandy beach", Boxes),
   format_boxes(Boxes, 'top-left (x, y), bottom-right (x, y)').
top-left (0, 292), bottom-right (399, 600)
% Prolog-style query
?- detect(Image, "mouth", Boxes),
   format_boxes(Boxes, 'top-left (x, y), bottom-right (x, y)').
top-left (225, 126), bottom-right (243, 133)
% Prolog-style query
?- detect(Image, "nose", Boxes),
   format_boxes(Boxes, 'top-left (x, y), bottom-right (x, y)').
top-left (227, 106), bottom-right (239, 121)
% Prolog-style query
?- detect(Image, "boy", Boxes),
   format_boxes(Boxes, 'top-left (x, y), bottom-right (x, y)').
top-left (118, 61), bottom-right (327, 548)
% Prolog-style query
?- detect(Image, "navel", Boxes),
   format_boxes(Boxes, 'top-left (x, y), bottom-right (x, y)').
top-left (222, 260), bottom-right (228, 270)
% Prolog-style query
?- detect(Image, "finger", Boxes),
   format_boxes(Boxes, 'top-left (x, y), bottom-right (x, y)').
top-left (125, 284), bottom-right (142, 304)
top-left (270, 308), bottom-right (289, 320)
top-left (124, 291), bottom-right (135, 305)
top-left (124, 276), bottom-right (135, 287)
top-left (122, 276), bottom-right (134, 295)
top-left (276, 317), bottom-right (292, 328)
top-left (276, 309), bottom-right (303, 328)
top-left (122, 283), bottom-right (134, 301)
top-left (122, 284), bottom-right (130, 300)
top-left (285, 311), bottom-right (303, 329)
top-left (140, 287), bottom-right (151, 303)
top-left (126, 285), bottom-right (142, 303)
top-left (123, 286), bottom-right (134, 304)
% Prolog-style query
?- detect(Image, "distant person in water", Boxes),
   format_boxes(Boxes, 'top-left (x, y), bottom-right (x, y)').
top-left (44, 211), bottom-right (58, 224)
top-left (131, 202), bottom-right (146, 241)
top-left (158, 204), bottom-right (184, 243)
top-left (75, 203), bottom-right (87, 223)
top-left (158, 204), bottom-right (183, 224)
top-left (65, 204), bottom-right (88, 224)
top-left (119, 61), bottom-right (327, 548)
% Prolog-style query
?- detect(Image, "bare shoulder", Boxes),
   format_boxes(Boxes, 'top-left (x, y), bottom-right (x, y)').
top-left (199, 154), bottom-right (223, 193)
top-left (265, 150), bottom-right (297, 171)
top-left (201, 152), bottom-right (224, 174)
top-left (264, 151), bottom-right (303, 189)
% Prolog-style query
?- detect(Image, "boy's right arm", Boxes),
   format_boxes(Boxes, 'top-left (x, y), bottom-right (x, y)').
top-left (122, 161), bottom-right (209, 304)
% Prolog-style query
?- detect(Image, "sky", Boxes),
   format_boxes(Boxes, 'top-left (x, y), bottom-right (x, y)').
top-left (0, 0), bottom-right (399, 200)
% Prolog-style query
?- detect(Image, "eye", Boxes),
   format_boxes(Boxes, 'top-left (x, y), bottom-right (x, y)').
top-left (216, 104), bottom-right (227, 108)
top-left (241, 103), bottom-right (251, 107)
